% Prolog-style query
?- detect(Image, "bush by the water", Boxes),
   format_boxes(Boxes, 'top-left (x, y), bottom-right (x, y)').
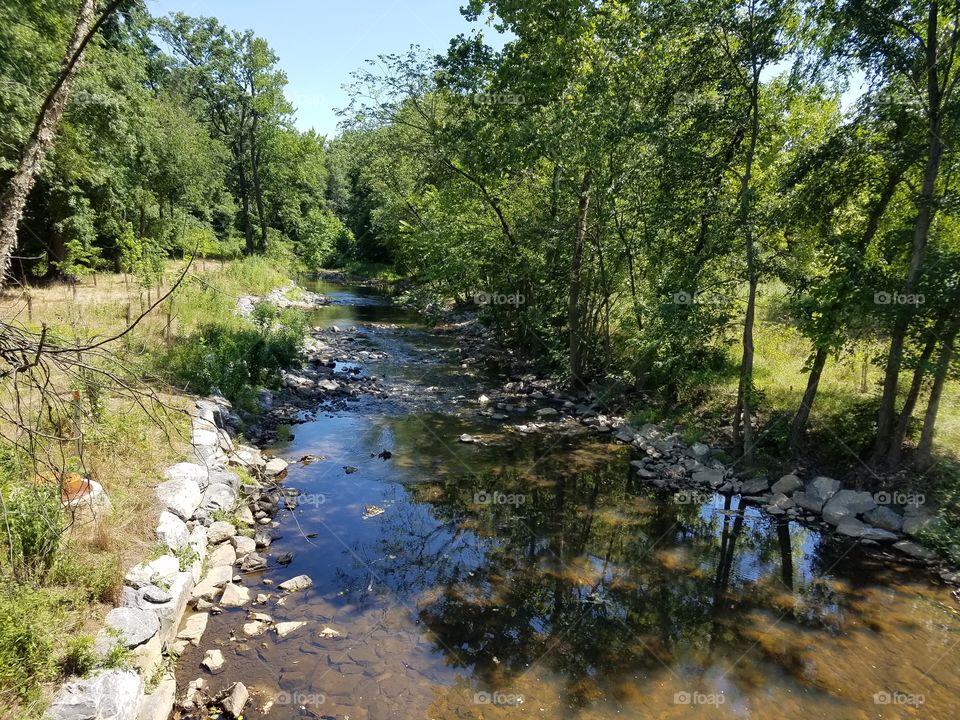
top-left (167, 306), bottom-right (306, 405)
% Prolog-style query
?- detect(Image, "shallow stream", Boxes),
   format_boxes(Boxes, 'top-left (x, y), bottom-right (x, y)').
top-left (174, 280), bottom-right (960, 720)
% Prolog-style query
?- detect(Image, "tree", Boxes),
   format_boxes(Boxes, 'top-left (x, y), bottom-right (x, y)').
top-left (0, 0), bottom-right (122, 282)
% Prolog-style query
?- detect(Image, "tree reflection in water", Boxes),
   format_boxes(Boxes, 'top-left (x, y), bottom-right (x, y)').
top-left (327, 439), bottom-right (849, 711)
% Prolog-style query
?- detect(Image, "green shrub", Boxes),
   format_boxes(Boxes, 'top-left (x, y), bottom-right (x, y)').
top-left (59, 635), bottom-right (98, 678)
top-left (165, 307), bottom-right (305, 405)
top-left (0, 584), bottom-right (61, 705)
top-left (1, 482), bottom-right (63, 582)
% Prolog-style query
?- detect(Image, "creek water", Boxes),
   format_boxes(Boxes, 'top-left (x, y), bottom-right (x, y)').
top-left (174, 280), bottom-right (960, 720)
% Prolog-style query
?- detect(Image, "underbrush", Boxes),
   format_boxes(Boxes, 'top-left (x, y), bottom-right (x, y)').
top-left (164, 303), bottom-right (305, 408)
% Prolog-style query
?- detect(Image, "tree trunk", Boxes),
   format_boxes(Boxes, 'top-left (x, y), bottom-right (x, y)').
top-left (0, 0), bottom-right (113, 281)
top-left (887, 323), bottom-right (942, 465)
top-left (568, 169), bottom-right (593, 386)
top-left (236, 139), bottom-right (255, 255)
top-left (734, 71), bottom-right (761, 463)
top-left (916, 320), bottom-right (959, 468)
top-left (249, 120), bottom-right (268, 253)
top-left (788, 346), bottom-right (827, 453)
top-left (872, 2), bottom-right (943, 466)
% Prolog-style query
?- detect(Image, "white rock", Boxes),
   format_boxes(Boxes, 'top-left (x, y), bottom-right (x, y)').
top-left (208, 543), bottom-right (236, 567)
top-left (102, 607), bottom-right (160, 648)
top-left (201, 649), bottom-right (224, 673)
top-left (207, 521), bottom-right (237, 545)
top-left (264, 458), bottom-right (289, 478)
top-left (274, 621), bottom-right (306, 638)
top-left (46, 669), bottom-right (143, 720)
top-left (156, 477), bottom-right (202, 521)
top-left (232, 536), bottom-right (256, 557)
top-left (242, 620), bottom-right (267, 637)
top-left (318, 626), bottom-right (341, 638)
top-left (200, 483), bottom-right (237, 514)
top-left (278, 574), bottom-right (313, 592)
top-left (177, 612), bottom-right (209, 645)
top-left (221, 682), bottom-right (248, 718)
top-left (191, 566), bottom-right (233, 600)
top-left (164, 462), bottom-right (208, 487)
top-left (219, 583), bottom-right (251, 607)
top-left (155, 511), bottom-right (189, 551)
top-left (125, 555), bottom-right (179, 590)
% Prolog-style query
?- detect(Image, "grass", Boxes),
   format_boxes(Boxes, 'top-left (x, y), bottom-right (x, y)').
top-left (0, 254), bottom-right (297, 717)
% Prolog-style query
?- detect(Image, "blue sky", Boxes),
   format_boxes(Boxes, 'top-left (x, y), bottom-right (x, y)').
top-left (150, 0), bottom-right (498, 137)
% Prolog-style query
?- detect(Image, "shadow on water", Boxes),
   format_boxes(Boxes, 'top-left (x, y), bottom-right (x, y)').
top-left (174, 281), bottom-right (960, 720)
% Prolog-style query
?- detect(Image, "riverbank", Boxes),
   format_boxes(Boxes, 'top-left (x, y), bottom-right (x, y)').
top-left (0, 257), bottom-right (305, 716)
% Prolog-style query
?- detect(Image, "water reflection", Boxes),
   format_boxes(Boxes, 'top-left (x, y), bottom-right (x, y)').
top-left (174, 282), bottom-right (960, 720)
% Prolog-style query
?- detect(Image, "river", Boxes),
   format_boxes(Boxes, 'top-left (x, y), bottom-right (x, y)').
top-left (173, 279), bottom-right (960, 719)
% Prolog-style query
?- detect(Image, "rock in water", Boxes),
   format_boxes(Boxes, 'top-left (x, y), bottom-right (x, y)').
top-left (220, 682), bottom-right (248, 718)
top-left (219, 583), bottom-right (251, 607)
top-left (201, 649), bottom-right (224, 673)
top-left (240, 553), bottom-right (267, 572)
top-left (264, 458), bottom-right (288, 478)
top-left (274, 621), bottom-right (306, 638)
top-left (278, 574), bottom-right (313, 592)
top-left (363, 505), bottom-right (385, 519)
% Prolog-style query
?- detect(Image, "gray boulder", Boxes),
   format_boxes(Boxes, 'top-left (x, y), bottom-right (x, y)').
top-left (692, 469), bottom-right (725, 488)
top-left (740, 477), bottom-right (769, 495)
top-left (864, 506), bottom-right (904, 532)
top-left (46, 669), bottom-right (143, 720)
top-left (102, 607), bottom-right (160, 648)
top-left (155, 511), bottom-right (189, 551)
top-left (823, 490), bottom-right (876, 525)
top-left (893, 540), bottom-right (938, 560)
top-left (240, 553), bottom-right (267, 573)
top-left (156, 478), bottom-right (202, 521)
top-left (200, 483), bottom-right (237, 515)
top-left (794, 476), bottom-right (841, 512)
top-left (771, 474), bottom-right (802, 495)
